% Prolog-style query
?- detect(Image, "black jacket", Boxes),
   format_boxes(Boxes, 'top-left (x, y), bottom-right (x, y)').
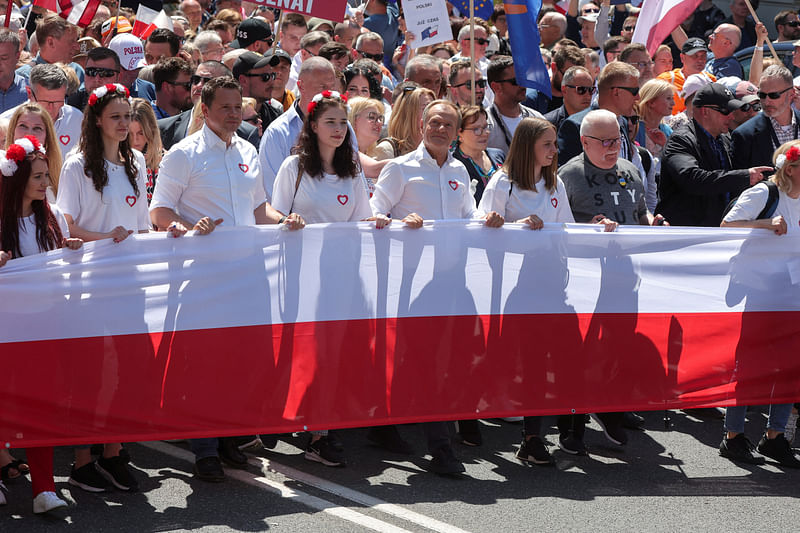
top-left (656, 119), bottom-right (750, 227)
top-left (731, 110), bottom-right (800, 170)
top-left (158, 109), bottom-right (261, 152)
top-left (544, 105), bottom-right (568, 132)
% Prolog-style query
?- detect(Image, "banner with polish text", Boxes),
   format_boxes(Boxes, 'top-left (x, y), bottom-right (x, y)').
top-left (250, 0), bottom-right (348, 23)
top-left (1, 222), bottom-right (799, 447)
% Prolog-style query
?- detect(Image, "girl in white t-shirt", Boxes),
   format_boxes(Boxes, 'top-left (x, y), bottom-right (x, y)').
top-left (57, 83), bottom-right (150, 243)
top-left (55, 83), bottom-right (145, 493)
top-left (0, 135), bottom-right (82, 514)
top-left (5, 103), bottom-right (62, 203)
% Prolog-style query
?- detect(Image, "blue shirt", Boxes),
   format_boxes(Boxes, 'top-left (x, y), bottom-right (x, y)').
top-left (705, 55), bottom-right (743, 79)
top-left (258, 102), bottom-right (304, 203)
top-left (0, 74), bottom-right (28, 114)
top-left (16, 54), bottom-right (85, 85)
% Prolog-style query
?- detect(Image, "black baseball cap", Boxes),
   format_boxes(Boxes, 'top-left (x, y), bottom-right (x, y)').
top-left (232, 51), bottom-right (264, 79)
top-left (259, 48), bottom-right (291, 66)
top-left (231, 18), bottom-right (272, 49)
top-left (693, 82), bottom-right (744, 111)
top-left (681, 37), bottom-right (708, 55)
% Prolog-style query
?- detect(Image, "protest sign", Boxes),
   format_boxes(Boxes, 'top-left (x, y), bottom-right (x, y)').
top-left (403, 0), bottom-right (452, 49)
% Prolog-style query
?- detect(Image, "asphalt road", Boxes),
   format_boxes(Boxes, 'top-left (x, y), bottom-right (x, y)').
top-left (2, 408), bottom-right (798, 532)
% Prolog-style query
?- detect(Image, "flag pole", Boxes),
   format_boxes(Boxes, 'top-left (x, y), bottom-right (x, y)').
top-left (742, 0), bottom-right (778, 60)
top-left (469, 0), bottom-right (475, 106)
top-left (22, 2), bottom-right (33, 32)
top-left (271, 11), bottom-right (282, 54)
top-left (4, 0), bottom-right (12, 27)
top-left (112, 0), bottom-right (122, 38)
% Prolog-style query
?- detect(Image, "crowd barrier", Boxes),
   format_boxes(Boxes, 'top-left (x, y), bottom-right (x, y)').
top-left (1, 221), bottom-right (799, 447)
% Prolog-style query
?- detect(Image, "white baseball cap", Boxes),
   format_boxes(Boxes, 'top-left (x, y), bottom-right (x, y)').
top-left (109, 33), bottom-right (146, 71)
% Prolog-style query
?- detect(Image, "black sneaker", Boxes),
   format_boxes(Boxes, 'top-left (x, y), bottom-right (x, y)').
top-left (194, 456), bottom-right (225, 482)
top-left (719, 434), bottom-right (766, 465)
top-left (305, 436), bottom-right (346, 467)
top-left (68, 462), bottom-right (109, 492)
top-left (427, 445), bottom-right (465, 475)
top-left (218, 437), bottom-right (249, 469)
top-left (516, 436), bottom-right (555, 466)
top-left (590, 414), bottom-right (628, 446)
top-left (96, 455), bottom-right (138, 491)
top-left (367, 425), bottom-right (415, 454)
top-left (756, 434), bottom-right (800, 468)
top-left (457, 420), bottom-right (483, 447)
top-left (558, 432), bottom-right (588, 456)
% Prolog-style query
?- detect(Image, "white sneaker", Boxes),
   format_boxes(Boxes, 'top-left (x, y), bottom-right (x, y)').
top-left (32, 491), bottom-right (67, 514)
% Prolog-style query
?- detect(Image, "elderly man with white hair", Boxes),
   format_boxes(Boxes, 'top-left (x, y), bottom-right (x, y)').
top-left (538, 11), bottom-right (567, 49)
top-left (194, 30), bottom-right (225, 62)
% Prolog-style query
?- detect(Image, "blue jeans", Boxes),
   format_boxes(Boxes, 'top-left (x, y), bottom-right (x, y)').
top-left (190, 438), bottom-right (219, 460)
top-left (724, 404), bottom-right (794, 435)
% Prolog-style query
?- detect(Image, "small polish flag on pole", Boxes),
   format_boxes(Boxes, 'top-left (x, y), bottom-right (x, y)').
top-left (33, 0), bottom-right (101, 27)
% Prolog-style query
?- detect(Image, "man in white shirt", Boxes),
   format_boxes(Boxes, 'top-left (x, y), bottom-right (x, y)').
top-left (369, 100), bottom-right (503, 474)
top-left (1, 63), bottom-right (82, 157)
top-left (150, 77), bottom-right (303, 481)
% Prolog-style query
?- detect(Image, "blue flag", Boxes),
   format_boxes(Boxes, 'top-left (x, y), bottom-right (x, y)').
top-left (451, 0), bottom-right (494, 21)
top-left (505, 0), bottom-right (552, 98)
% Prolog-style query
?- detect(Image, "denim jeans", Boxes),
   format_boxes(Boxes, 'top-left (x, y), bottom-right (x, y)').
top-left (724, 404), bottom-right (794, 435)
top-left (190, 438), bottom-right (219, 460)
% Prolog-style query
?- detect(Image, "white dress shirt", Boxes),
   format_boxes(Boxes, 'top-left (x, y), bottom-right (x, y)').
top-left (370, 142), bottom-right (480, 220)
top-left (1, 103), bottom-right (82, 158)
top-left (151, 125), bottom-right (267, 227)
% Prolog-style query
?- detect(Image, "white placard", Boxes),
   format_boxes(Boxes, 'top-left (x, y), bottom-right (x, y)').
top-left (402, 0), bottom-right (453, 50)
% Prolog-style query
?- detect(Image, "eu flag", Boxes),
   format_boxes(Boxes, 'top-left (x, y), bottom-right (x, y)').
top-left (505, 0), bottom-right (552, 98)
top-left (451, 0), bottom-right (494, 21)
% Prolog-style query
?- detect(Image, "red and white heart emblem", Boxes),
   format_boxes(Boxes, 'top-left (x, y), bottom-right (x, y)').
top-left (59, 135), bottom-right (70, 145)
top-left (125, 195), bottom-right (136, 207)
top-left (448, 180), bottom-right (459, 191)
top-left (238, 163), bottom-right (249, 173)
top-left (337, 194), bottom-right (348, 205)
top-left (551, 197), bottom-right (558, 208)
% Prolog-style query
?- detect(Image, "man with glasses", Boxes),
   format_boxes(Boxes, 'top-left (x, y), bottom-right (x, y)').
top-left (729, 81), bottom-right (761, 129)
top-left (658, 83), bottom-right (771, 227)
top-left (151, 57), bottom-right (194, 119)
top-left (194, 31), bottom-right (225, 62)
top-left (774, 10), bottom-right (800, 43)
top-left (234, 50), bottom-right (284, 131)
top-left (486, 55), bottom-right (543, 155)
top-left (706, 24), bottom-right (744, 79)
top-left (732, 65), bottom-right (800, 169)
top-left (230, 18), bottom-right (273, 55)
top-left (538, 11), bottom-right (567, 50)
top-left (451, 23), bottom-right (490, 75)
top-left (405, 55), bottom-right (444, 98)
top-left (66, 47), bottom-right (157, 111)
top-left (620, 43), bottom-right (655, 86)
top-left (657, 37), bottom-right (716, 115)
top-left (1, 63), bottom-right (81, 157)
top-left (287, 31), bottom-right (331, 93)
top-left (448, 61), bottom-right (486, 108)
top-left (545, 65), bottom-right (593, 131)
top-left (158, 61), bottom-right (260, 151)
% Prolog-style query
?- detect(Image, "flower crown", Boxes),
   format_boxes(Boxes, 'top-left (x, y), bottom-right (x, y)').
top-left (88, 83), bottom-right (132, 107)
top-left (776, 145), bottom-right (800, 170)
top-left (0, 135), bottom-right (45, 177)
top-left (307, 90), bottom-right (348, 116)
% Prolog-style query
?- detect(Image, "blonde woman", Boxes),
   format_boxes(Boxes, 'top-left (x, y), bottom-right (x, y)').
top-left (638, 79), bottom-right (675, 158)
top-left (348, 96), bottom-right (385, 160)
top-left (6, 103), bottom-right (62, 201)
top-left (242, 97), bottom-right (262, 137)
top-left (128, 98), bottom-right (164, 205)
top-left (373, 87), bottom-right (435, 160)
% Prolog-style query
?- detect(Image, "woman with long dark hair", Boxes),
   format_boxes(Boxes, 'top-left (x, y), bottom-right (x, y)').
top-left (0, 135), bottom-right (82, 513)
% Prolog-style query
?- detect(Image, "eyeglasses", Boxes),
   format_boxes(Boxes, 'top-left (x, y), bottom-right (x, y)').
top-left (302, 47), bottom-right (317, 57)
top-left (463, 124), bottom-right (493, 135)
top-left (623, 25), bottom-right (636, 31)
top-left (86, 66), bottom-right (119, 78)
top-left (496, 77), bottom-right (518, 86)
top-left (243, 115), bottom-right (261, 125)
top-left (191, 75), bottom-right (213, 85)
top-left (739, 102), bottom-right (761, 112)
top-left (565, 84), bottom-right (595, 95)
top-left (703, 105), bottom-right (732, 115)
top-left (363, 112), bottom-right (385, 124)
top-left (465, 37), bottom-right (489, 45)
top-left (356, 50), bottom-right (384, 62)
top-left (757, 87), bottom-right (792, 100)
top-left (166, 80), bottom-right (192, 90)
top-left (585, 135), bottom-right (621, 148)
top-left (451, 78), bottom-right (487, 89)
top-left (30, 91), bottom-right (64, 107)
top-left (244, 72), bottom-right (277, 82)
top-left (613, 86), bottom-right (640, 96)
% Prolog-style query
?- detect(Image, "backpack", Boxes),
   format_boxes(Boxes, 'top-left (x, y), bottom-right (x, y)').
top-left (721, 180), bottom-right (779, 223)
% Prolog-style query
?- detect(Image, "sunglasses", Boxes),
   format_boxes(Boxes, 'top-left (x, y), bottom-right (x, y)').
top-left (565, 84), bottom-right (595, 95)
top-left (613, 86), bottom-right (640, 96)
top-left (244, 72), bottom-right (277, 82)
top-left (191, 75), bottom-right (213, 85)
top-left (86, 66), bottom-right (119, 78)
top-left (757, 87), bottom-right (792, 100)
top-left (739, 102), bottom-right (761, 112)
top-left (166, 80), bottom-right (192, 90)
top-left (582, 8), bottom-right (600, 13)
top-left (357, 50), bottom-right (384, 62)
top-left (243, 115), bottom-right (261, 125)
top-left (466, 37), bottom-right (490, 45)
top-left (585, 135), bottom-right (621, 148)
top-left (452, 78), bottom-right (487, 89)
top-left (496, 77), bottom-right (519, 86)
top-left (785, 20), bottom-right (800, 28)
top-left (623, 25), bottom-right (636, 31)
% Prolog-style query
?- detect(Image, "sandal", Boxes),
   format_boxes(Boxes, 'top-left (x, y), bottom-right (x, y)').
top-left (1, 459), bottom-right (29, 481)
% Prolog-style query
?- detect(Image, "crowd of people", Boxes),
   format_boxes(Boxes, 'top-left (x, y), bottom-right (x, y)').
top-left (0, 0), bottom-right (799, 516)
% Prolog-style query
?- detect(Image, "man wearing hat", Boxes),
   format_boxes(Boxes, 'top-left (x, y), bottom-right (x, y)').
top-left (657, 37), bottom-right (716, 115)
top-left (657, 83), bottom-right (772, 226)
top-left (233, 50), bottom-right (285, 130)
top-left (231, 17), bottom-right (273, 55)
top-left (67, 47), bottom-right (156, 111)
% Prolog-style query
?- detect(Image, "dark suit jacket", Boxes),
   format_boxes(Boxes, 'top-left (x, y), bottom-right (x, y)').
top-left (544, 105), bottom-right (568, 131)
top-left (656, 118), bottom-right (750, 227)
top-left (158, 109), bottom-right (261, 152)
top-left (731, 110), bottom-right (800, 170)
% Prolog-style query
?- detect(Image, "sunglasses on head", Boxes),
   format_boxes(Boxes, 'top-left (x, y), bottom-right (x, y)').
top-left (244, 72), bottom-right (277, 82)
top-left (357, 50), bottom-right (384, 62)
top-left (452, 78), bottom-right (487, 90)
top-left (86, 66), bottom-right (119, 78)
top-left (565, 84), bottom-right (595, 95)
top-left (757, 87), bottom-right (792, 100)
top-left (191, 75), bottom-right (213, 85)
top-left (613, 85), bottom-right (640, 96)
top-left (466, 37), bottom-right (490, 45)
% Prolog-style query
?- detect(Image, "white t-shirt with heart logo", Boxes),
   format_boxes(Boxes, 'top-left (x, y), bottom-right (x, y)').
top-left (478, 170), bottom-right (574, 224)
top-left (271, 155), bottom-right (372, 224)
top-left (56, 150), bottom-right (151, 234)
top-left (0, 103), bottom-right (82, 159)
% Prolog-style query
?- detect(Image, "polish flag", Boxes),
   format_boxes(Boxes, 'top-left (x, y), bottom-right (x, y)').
top-left (632, 0), bottom-right (703, 56)
top-left (122, 0), bottom-right (173, 40)
top-left (33, 0), bottom-right (101, 27)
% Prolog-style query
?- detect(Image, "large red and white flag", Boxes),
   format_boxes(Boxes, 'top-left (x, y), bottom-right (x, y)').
top-left (1, 223), bottom-right (799, 447)
top-left (122, 0), bottom-right (173, 39)
top-left (33, 0), bottom-right (101, 27)
top-left (632, 0), bottom-right (703, 56)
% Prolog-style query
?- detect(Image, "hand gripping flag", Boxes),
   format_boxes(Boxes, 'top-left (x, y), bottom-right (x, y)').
top-left (505, 0), bottom-right (552, 98)
top-left (33, 0), bottom-right (101, 27)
